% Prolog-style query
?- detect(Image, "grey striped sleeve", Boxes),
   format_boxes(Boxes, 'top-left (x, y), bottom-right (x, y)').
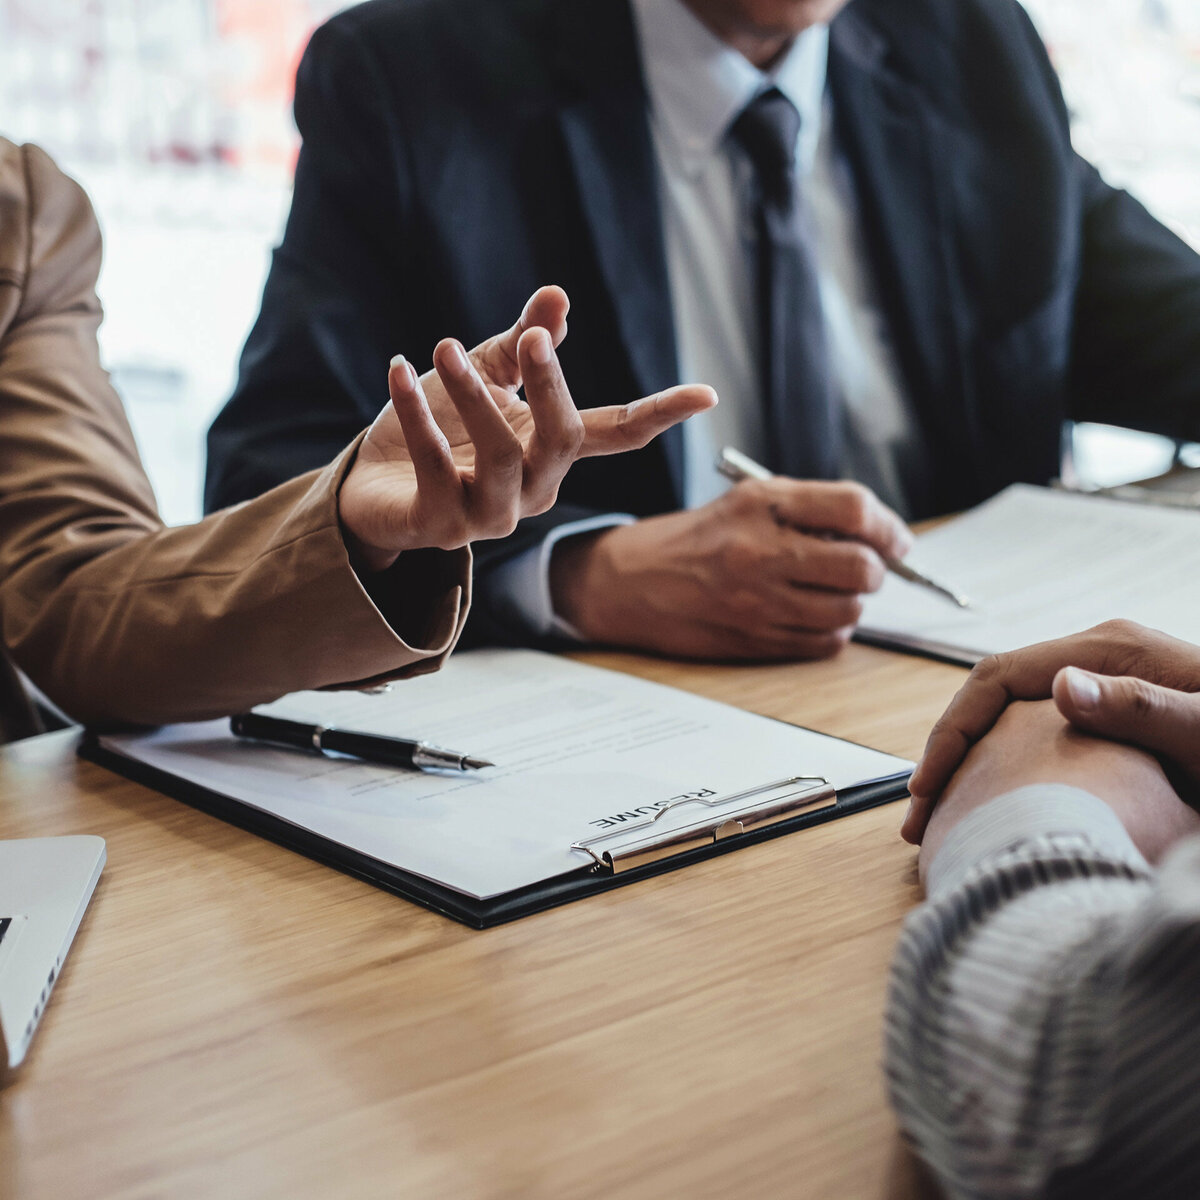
top-left (885, 785), bottom-right (1200, 1199)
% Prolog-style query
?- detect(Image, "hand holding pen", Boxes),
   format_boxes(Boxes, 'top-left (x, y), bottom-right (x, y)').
top-left (717, 449), bottom-right (971, 610)
top-left (549, 444), bottom-right (932, 661)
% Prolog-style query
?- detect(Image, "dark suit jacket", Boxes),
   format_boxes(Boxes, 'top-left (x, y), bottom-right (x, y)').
top-left (205, 0), bottom-right (1200, 646)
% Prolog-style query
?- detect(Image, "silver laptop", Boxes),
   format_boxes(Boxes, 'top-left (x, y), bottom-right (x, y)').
top-left (0, 836), bottom-right (105, 1074)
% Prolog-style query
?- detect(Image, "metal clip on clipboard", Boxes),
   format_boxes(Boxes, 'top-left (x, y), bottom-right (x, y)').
top-left (570, 776), bottom-right (837, 874)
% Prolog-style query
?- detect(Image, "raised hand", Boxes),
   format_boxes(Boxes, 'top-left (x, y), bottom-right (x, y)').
top-left (338, 287), bottom-right (717, 572)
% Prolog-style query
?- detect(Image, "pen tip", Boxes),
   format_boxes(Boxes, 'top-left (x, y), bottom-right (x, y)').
top-left (464, 757), bottom-right (494, 771)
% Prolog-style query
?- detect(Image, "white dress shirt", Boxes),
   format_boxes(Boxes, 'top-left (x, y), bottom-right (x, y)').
top-left (633, 0), bottom-right (926, 511)
top-left (484, 0), bottom-right (926, 639)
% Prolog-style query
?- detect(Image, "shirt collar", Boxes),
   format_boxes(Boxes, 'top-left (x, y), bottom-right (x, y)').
top-left (628, 0), bottom-right (829, 177)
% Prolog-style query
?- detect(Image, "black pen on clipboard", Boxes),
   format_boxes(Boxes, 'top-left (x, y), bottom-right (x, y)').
top-left (716, 447), bottom-right (973, 610)
top-left (230, 712), bottom-right (494, 772)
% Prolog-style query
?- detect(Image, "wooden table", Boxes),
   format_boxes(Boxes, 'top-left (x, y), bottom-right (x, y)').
top-left (0, 644), bottom-right (966, 1200)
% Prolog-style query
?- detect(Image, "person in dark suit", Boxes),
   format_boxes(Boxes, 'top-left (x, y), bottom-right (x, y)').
top-left (206, 0), bottom-right (1200, 660)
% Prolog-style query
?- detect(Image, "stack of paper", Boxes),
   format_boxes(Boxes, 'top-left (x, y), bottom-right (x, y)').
top-left (858, 484), bottom-right (1200, 665)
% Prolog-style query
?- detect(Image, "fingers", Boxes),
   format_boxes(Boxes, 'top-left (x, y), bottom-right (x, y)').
top-left (471, 285), bottom-right (571, 390)
top-left (431, 338), bottom-right (524, 536)
top-left (902, 659), bottom-right (1027, 841)
top-left (516, 326), bottom-right (585, 512)
top-left (902, 646), bottom-right (1050, 844)
top-left (521, 286), bottom-right (570, 347)
top-left (902, 619), bottom-right (1200, 845)
top-left (1053, 666), bottom-right (1200, 785)
top-left (713, 575), bottom-right (861, 650)
top-left (902, 619), bottom-right (1200, 844)
top-left (386, 355), bottom-right (462, 503)
top-left (780, 534), bottom-right (887, 594)
top-left (905, 635), bottom-right (1110, 840)
top-left (418, 327), bottom-right (714, 536)
top-left (576, 385), bottom-right (718, 456)
top-left (769, 480), bottom-right (914, 561)
top-left (770, 585), bottom-right (864, 632)
top-left (901, 775), bottom-right (947, 845)
top-left (917, 694), bottom-right (1198, 874)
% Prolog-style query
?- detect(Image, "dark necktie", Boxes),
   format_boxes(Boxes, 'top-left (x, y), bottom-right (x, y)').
top-left (729, 88), bottom-right (839, 480)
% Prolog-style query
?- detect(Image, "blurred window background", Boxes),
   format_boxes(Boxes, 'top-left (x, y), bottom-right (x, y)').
top-left (0, 0), bottom-right (344, 522)
top-left (1, 0), bottom-right (1199, 524)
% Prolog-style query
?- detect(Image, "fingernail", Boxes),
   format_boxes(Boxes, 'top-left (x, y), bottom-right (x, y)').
top-left (1065, 666), bottom-right (1101, 711)
top-left (391, 354), bottom-right (416, 388)
top-left (444, 341), bottom-right (470, 374)
top-left (528, 327), bottom-right (552, 364)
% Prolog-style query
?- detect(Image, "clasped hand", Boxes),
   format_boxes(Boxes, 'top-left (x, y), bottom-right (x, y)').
top-left (906, 620), bottom-right (1200, 850)
top-left (339, 286), bottom-right (716, 572)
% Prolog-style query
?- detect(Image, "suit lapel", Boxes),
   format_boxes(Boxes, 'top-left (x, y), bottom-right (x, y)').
top-left (550, 0), bottom-right (684, 495)
top-left (828, 10), bottom-right (976, 513)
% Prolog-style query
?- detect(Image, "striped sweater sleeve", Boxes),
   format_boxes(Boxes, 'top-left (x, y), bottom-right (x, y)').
top-left (885, 784), bottom-right (1200, 1200)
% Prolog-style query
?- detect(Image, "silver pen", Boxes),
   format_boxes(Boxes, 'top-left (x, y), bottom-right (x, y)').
top-left (716, 447), bottom-right (973, 610)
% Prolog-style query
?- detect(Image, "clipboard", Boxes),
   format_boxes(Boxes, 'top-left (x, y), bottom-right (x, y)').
top-left (80, 740), bottom-right (905, 926)
top-left (80, 650), bottom-right (912, 928)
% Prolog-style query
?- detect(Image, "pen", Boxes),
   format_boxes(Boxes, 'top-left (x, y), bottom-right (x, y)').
top-left (716, 447), bottom-right (973, 610)
top-left (230, 712), bottom-right (494, 772)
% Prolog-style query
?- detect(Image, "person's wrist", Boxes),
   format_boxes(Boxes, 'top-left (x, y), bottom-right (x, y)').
top-left (338, 511), bottom-right (400, 576)
top-left (549, 527), bottom-right (623, 640)
top-left (337, 454), bottom-right (423, 574)
top-left (337, 487), bottom-right (400, 575)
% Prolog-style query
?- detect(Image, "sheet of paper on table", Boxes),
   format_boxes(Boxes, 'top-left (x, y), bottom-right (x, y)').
top-left (98, 650), bottom-right (911, 901)
top-left (858, 484), bottom-right (1200, 665)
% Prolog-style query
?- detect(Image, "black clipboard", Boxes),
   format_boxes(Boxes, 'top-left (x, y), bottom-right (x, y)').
top-left (80, 733), bottom-right (910, 929)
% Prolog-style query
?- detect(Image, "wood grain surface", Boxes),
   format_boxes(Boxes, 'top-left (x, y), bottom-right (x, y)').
top-left (0, 644), bottom-right (966, 1200)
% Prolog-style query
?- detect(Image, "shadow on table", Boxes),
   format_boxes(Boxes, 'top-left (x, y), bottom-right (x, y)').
top-left (884, 1137), bottom-right (944, 1200)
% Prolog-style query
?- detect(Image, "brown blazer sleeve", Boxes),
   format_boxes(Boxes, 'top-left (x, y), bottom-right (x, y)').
top-left (0, 140), bottom-right (470, 728)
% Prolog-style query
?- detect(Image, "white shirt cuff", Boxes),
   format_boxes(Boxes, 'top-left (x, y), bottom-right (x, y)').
top-left (926, 784), bottom-right (1149, 900)
top-left (481, 514), bottom-right (636, 642)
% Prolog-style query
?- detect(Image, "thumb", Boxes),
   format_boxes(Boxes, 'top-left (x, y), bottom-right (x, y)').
top-left (577, 384), bottom-right (717, 457)
top-left (1053, 666), bottom-right (1200, 783)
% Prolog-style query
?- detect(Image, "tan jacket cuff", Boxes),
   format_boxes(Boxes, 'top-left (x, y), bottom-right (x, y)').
top-left (311, 432), bottom-right (472, 688)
